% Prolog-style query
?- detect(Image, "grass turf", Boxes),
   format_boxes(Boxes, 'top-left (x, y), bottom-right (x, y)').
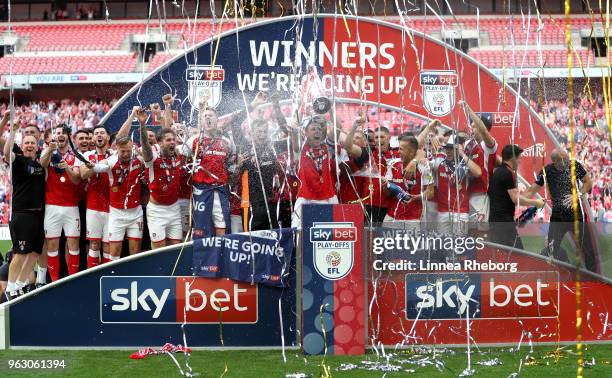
top-left (0, 345), bottom-right (611, 377)
top-left (0, 239), bottom-right (12, 258)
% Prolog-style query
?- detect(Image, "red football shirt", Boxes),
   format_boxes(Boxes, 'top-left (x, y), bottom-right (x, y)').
top-left (77, 150), bottom-right (111, 212)
top-left (276, 151), bottom-right (300, 202)
top-left (178, 155), bottom-right (192, 200)
top-left (386, 159), bottom-right (433, 220)
top-left (144, 152), bottom-right (183, 205)
top-left (187, 135), bottom-right (234, 185)
top-left (465, 140), bottom-right (488, 194)
top-left (433, 157), bottom-right (470, 214)
top-left (45, 150), bottom-right (79, 207)
top-left (106, 154), bottom-right (144, 210)
top-left (338, 160), bottom-right (364, 204)
top-left (297, 143), bottom-right (336, 200)
top-left (362, 147), bottom-right (399, 208)
top-left (483, 141), bottom-right (498, 180)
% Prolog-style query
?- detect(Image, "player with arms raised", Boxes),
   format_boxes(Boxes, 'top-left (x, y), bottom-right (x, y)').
top-left (40, 125), bottom-right (82, 281)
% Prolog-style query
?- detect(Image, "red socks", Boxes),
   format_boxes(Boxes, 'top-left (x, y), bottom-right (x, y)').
top-left (67, 250), bottom-right (80, 275)
top-left (102, 253), bottom-right (112, 264)
top-left (87, 249), bottom-right (100, 268)
top-left (47, 251), bottom-right (60, 282)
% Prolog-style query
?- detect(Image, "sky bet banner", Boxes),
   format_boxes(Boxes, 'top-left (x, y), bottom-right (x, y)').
top-left (7, 243), bottom-right (295, 347)
top-left (192, 229), bottom-right (294, 287)
top-left (101, 15), bottom-right (561, 182)
top-left (368, 229), bottom-right (612, 345)
top-left (301, 204), bottom-right (365, 356)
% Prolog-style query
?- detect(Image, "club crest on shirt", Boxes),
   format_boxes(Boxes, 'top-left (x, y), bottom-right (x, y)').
top-left (186, 65), bottom-right (224, 109)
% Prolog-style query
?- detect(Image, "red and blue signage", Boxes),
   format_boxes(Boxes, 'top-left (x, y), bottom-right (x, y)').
top-left (371, 247), bottom-right (612, 345)
top-left (405, 272), bottom-right (559, 320)
top-left (301, 204), bottom-right (365, 355)
top-left (8, 244), bottom-right (294, 347)
top-left (101, 14), bottom-right (561, 187)
top-left (100, 276), bottom-right (258, 324)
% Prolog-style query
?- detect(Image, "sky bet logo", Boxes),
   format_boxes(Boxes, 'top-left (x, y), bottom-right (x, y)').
top-left (100, 276), bottom-right (257, 324)
top-left (405, 272), bottom-right (558, 320)
top-left (420, 71), bottom-right (458, 86)
top-left (477, 112), bottom-right (515, 128)
top-left (310, 223), bottom-right (356, 242)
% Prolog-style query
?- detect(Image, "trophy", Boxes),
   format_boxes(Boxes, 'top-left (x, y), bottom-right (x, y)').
top-left (300, 65), bottom-right (331, 115)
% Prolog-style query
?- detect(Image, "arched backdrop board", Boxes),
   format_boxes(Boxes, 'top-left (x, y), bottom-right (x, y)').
top-left (100, 14), bottom-right (560, 185)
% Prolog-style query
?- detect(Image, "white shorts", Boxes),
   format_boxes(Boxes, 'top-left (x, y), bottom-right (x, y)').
top-left (469, 193), bottom-right (490, 231)
top-left (437, 212), bottom-right (469, 236)
top-left (211, 191), bottom-right (226, 229)
top-left (382, 215), bottom-right (420, 231)
top-left (146, 201), bottom-right (183, 243)
top-left (291, 196), bottom-right (339, 229)
top-left (44, 204), bottom-right (80, 239)
top-left (108, 206), bottom-right (143, 242)
top-left (178, 198), bottom-right (190, 233)
top-left (86, 209), bottom-right (109, 243)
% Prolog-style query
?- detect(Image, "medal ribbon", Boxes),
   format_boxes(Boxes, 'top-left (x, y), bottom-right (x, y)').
top-left (305, 144), bottom-right (327, 180)
top-left (161, 155), bottom-right (177, 183)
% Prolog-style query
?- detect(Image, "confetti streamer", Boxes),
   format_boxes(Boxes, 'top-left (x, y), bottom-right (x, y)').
top-left (564, 2), bottom-right (584, 377)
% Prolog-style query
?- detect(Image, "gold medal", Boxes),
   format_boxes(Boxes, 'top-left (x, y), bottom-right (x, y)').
top-left (60, 176), bottom-right (66, 183)
top-left (162, 184), bottom-right (168, 192)
top-left (112, 187), bottom-right (118, 193)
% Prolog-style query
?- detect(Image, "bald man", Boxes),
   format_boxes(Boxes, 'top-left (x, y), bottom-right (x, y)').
top-left (525, 149), bottom-right (595, 271)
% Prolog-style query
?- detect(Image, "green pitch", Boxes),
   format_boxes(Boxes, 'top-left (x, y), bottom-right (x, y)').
top-left (1, 345), bottom-right (611, 377)
top-left (0, 240), bottom-right (12, 258)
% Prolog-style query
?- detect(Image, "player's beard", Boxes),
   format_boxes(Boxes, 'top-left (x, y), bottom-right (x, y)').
top-left (162, 146), bottom-right (175, 157)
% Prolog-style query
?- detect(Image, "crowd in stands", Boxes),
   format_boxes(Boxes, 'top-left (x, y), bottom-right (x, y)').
top-left (0, 99), bottom-right (115, 136)
top-left (0, 95), bottom-right (610, 225)
top-left (537, 94), bottom-right (612, 221)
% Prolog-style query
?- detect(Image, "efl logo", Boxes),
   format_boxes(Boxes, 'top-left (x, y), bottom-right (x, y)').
top-left (405, 272), bottom-right (558, 320)
top-left (310, 222), bottom-right (356, 280)
top-left (100, 276), bottom-right (258, 324)
top-left (420, 70), bottom-right (457, 117)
